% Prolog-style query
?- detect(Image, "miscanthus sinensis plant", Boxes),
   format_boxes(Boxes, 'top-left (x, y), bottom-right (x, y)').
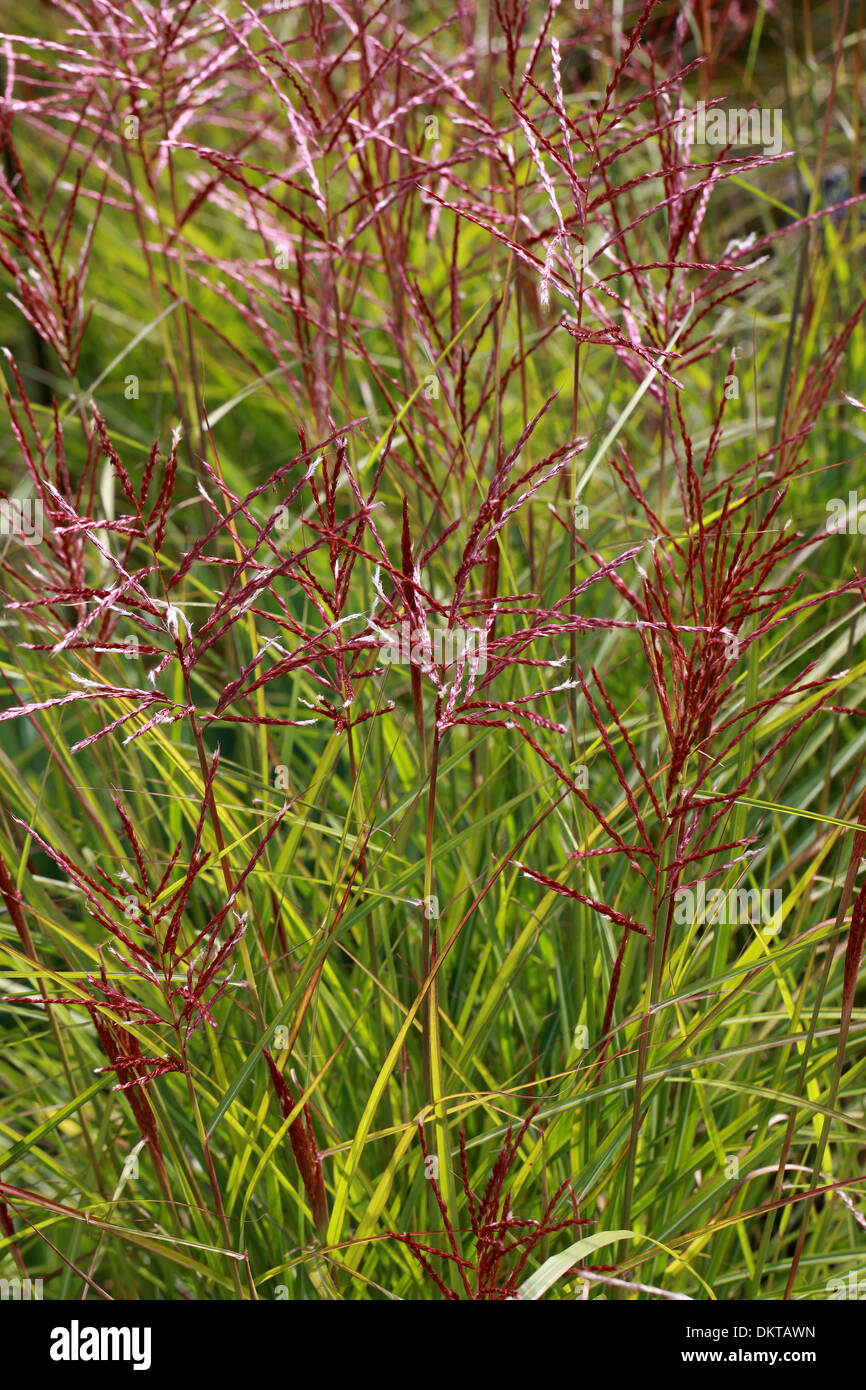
top-left (0, 0), bottom-right (865, 1300)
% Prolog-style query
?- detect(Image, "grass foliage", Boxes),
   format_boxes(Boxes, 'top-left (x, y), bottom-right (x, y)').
top-left (0, 0), bottom-right (865, 1300)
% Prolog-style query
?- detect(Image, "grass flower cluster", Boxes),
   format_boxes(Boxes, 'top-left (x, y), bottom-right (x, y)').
top-left (0, 0), bottom-right (865, 1302)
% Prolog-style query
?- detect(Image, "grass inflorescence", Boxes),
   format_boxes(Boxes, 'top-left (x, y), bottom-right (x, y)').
top-left (0, 0), bottom-right (865, 1302)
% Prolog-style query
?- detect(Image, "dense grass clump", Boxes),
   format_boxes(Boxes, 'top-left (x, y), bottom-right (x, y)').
top-left (0, 0), bottom-right (865, 1301)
